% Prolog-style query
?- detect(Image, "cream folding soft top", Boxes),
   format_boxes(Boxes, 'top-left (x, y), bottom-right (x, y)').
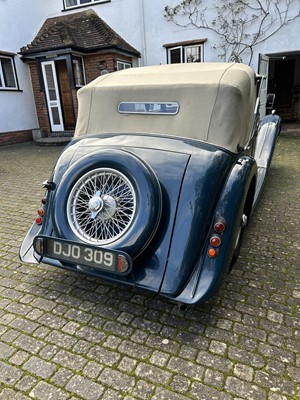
top-left (75, 63), bottom-right (258, 153)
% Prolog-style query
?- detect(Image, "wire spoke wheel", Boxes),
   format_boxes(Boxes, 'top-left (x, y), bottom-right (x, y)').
top-left (67, 168), bottom-right (136, 245)
top-left (54, 149), bottom-right (162, 258)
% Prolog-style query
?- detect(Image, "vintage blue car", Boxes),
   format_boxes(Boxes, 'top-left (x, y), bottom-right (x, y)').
top-left (20, 63), bottom-right (280, 305)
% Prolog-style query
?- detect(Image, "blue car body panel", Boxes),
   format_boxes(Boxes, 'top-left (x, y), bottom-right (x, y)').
top-left (19, 63), bottom-right (282, 305)
top-left (19, 119), bottom-right (280, 304)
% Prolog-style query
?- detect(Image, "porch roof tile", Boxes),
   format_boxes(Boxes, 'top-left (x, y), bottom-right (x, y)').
top-left (20, 9), bottom-right (140, 57)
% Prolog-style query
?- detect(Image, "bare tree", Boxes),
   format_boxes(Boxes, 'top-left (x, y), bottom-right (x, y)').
top-left (164, 0), bottom-right (300, 64)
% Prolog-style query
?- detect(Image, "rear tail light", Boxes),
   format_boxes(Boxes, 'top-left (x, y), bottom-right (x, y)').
top-left (210, 235), bottom-right (222, 247)
top-left (208, 248), bottom-right (217, 258)
top-left (118, 255), bottom-right (130, 273)
top-left (208, 217), bottom-right (226, 258)
top-left (34, 195), bottom-right (47, 225)
top-left (34, 237), bottom-right (44, 254)
top-left (37, 208), bottom-right (44, 217)
top-left (214, 221), bottom-right (226, 233)
top-left (35, 216), bottom-right (43, 225)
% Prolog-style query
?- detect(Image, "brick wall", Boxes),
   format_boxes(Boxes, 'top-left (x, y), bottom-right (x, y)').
top-left (0, 129), bottom-right (33, 146)
top-left (1, 53), bottom-right (134, 146)
top-left (29, 63), bottom-right (51, 137)
top-left (84, 53), bottom-right (132, 83)
top-left (28, 55), bottom-right (119, 136)
top-left (25, 53), bottom-right (134, 139)
top-left (72, 53), bottom-right (133, 121)
top-left (84, 53), bottom-right (113, 83)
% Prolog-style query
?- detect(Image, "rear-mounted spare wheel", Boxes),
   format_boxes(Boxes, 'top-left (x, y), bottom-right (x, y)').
top-left (68, 168), bottom-right (136, 245)
top-left (52, 149), bottom-right (162, 258)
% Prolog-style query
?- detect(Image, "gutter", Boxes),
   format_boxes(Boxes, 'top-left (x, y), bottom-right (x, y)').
top-left (139, 0), bottom-right (147, 66)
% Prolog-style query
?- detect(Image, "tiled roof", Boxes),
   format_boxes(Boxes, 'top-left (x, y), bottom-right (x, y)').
top-left (20, 9), bottom-right (140, 57)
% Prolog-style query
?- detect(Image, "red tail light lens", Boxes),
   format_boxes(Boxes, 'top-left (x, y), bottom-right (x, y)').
top-left (214, 220), bottom-right (226, 233)
top-left (210, 235), bottom-right (222, 247)
top-left (35, 216), bottom-right (43, 225)
top-left (118, 255), bottom-right (130, 273)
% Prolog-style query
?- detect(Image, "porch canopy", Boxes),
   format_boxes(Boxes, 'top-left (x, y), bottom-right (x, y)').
top-left (19, 9), bottom-right (140, 59)
top-left (75, 63), bottom-right (258, 153)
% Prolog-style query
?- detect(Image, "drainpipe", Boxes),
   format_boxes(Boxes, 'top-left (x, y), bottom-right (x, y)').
top-left (139, 0), bottom-right (147, 66)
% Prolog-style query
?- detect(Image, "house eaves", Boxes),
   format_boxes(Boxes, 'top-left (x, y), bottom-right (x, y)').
top-left (19, 9), bottom-right (140, 59)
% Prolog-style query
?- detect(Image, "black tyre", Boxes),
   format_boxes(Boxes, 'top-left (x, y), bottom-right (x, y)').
top-left (230, 213), bottom-right (247, 267)
top-left (229, 179), bottom-right (255, 269)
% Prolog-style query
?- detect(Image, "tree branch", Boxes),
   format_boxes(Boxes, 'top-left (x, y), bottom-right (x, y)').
top-left (164, 0), bottom-right (300, 64)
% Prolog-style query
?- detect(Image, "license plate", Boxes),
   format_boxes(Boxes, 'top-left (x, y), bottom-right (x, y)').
top-left (33, 236), bottom-right (132, 275)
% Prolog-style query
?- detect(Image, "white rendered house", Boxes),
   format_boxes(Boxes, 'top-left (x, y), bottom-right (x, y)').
top-left (1, 0), bottom-right (299, 144)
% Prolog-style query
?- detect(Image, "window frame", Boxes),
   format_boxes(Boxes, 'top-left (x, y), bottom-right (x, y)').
top-left (63, 0), bottom-right (110, 10)
top-left (164, 40), bottom-right (206, 64)
top-left (0, 54), bottom-right (19, 91)
top-left (184, 45), bottom-right (202, 63)
top-left (168, 46), bottom-right (183, 64)
top-left (72, 55), bottom-right (86, 87)
top-left (116, 60), bottom-right (132, 71)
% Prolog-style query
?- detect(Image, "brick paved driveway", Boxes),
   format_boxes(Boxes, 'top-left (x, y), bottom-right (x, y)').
top-left (0, 133), bottom-right (299, 400)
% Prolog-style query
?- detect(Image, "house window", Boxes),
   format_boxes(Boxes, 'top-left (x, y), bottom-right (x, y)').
top-left (0, 54), bottom-right (18, 90)
top-left (64, 0), bottom-right (110, 9)
top-left (164, 40), bottom-right (206, 64)
top-left (117, 61), bottom-right (132, 71)
top-left (185, 46), bottom-right (202, 63)
top-left (72, 56), bottom-right (86, 87)
top-left (168, 47), bottom-right (182, 64)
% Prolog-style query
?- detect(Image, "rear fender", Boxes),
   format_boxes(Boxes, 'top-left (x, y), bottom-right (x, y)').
top-left (19, 222), bottom-right (42, 263)
top-left (173, 155), bottom-right (257, 304)
top-left (254, 114), bottom-right (281, 170)
top-left (19, 141), bottom-right (81, 264)
top-left (160, 150), bottom-right (234, 297)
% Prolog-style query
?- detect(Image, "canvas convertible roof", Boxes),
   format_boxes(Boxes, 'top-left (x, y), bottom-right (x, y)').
top-left (75, 63), bottom-right (258, 153)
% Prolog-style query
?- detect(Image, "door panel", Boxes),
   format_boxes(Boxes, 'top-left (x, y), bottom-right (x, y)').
top-left (41, 61), bottom-right (64, 132)
top-left (56, 60), bottom-right (76, 130)
top-left (258, 54), bottom-right (269, 118)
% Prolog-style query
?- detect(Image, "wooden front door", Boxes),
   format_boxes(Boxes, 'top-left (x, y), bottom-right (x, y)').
top-left (56, 60), bottom-right (76, 131)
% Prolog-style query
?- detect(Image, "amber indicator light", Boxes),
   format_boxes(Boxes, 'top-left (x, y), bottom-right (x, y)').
top-left (208, 248), bottom-right (217, 258)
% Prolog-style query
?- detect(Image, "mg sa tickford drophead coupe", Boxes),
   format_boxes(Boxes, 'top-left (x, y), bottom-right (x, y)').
top-left (20, 63), bottom-right (280, 305)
